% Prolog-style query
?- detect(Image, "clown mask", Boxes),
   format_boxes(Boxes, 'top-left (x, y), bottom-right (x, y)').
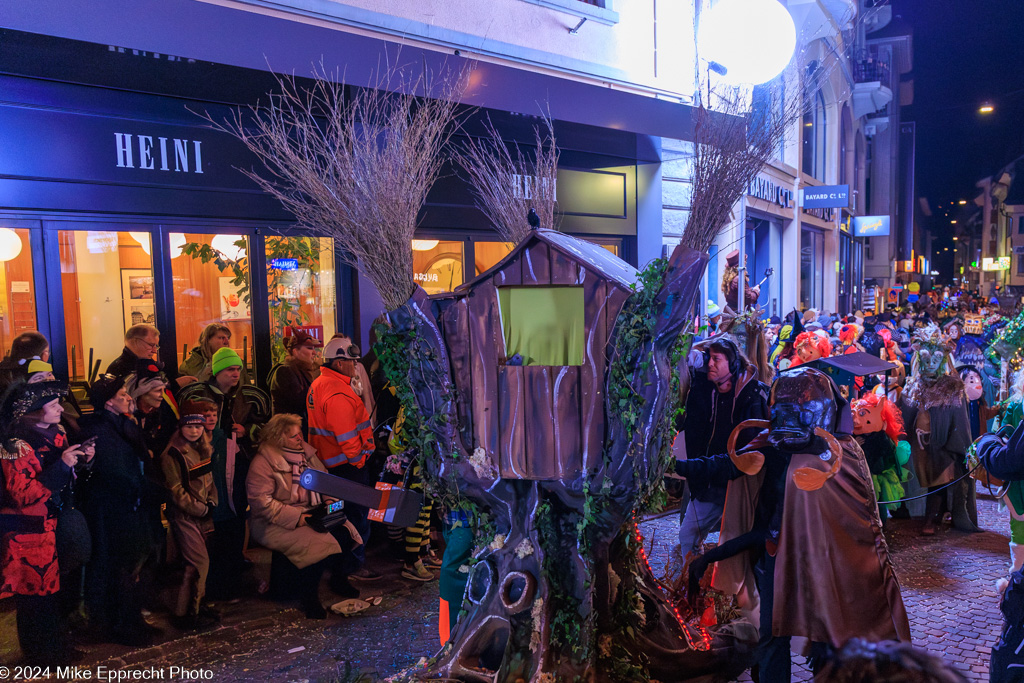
top-left (852, 399), bottom-right (884, 435)
top-left (961, 369), bottom-right (984, 402)
top-left (796, 337), bottom-right (824, 363)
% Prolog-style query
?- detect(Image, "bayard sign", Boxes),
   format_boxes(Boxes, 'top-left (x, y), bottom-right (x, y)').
top-left (801, 184), bottom-right (850, 209)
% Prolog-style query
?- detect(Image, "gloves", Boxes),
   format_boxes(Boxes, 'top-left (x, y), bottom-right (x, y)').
top-left (687, 348), bottom-right (704, 370)
top-left (687, 554), bottom-right (711, 612)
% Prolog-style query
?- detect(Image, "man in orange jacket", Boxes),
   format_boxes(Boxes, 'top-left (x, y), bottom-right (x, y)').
top-left (306, 337), bottom-right (380, 581)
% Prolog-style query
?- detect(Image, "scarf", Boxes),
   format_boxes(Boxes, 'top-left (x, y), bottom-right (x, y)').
top-left (283, 445), bottom-right (321, 507)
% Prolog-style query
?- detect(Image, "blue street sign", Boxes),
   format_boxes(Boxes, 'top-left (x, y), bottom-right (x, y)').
top-left (801, 184), bottom-right (850, 209)
top-left (907, 294), bottom-right (920, 303)
top-left (852, 215), bottom-right (891, 237)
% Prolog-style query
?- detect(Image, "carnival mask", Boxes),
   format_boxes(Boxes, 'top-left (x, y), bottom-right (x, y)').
top-left (852, 398), bottom-right (884, 435)
top-left (768, 367), bottom-right (837, 452)
top-left (915, 348), bottom-right (948, 380)
top-left (961, 369), bottom-right (984, 402)
top-left (726, 366), bottom-right (844, 491)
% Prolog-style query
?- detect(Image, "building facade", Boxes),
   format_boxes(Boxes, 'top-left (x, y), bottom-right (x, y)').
top-left (674, 0), bottom-right (915, 319)
top-left (0, 0), bottom-right (708, 385)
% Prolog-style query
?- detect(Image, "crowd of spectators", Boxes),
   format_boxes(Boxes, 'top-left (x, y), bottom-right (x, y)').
top-left (0, 323), bottom-right (444, 665)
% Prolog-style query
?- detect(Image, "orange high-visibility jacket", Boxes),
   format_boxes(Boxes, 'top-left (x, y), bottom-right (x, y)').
top-left (306, 366), bottom-right (374, 469)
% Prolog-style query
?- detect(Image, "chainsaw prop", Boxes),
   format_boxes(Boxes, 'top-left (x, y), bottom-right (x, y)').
top-left (299, 468), bottom-right (424, 527)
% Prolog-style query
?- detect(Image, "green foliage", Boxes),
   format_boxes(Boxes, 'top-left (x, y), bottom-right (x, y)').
top-left (536, 499), bottom-right (592, 661)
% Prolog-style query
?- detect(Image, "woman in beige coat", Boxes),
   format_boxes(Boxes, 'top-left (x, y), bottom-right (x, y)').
top-left (246, 413), bottom-right (361, 618)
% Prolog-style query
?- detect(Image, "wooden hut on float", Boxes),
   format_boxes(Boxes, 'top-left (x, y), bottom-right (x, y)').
top-left (432, 227), bottom-right (638, 481)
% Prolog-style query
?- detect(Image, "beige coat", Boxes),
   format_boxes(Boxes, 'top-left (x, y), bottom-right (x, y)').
top-left (246, 440), bottom-right (341, 569)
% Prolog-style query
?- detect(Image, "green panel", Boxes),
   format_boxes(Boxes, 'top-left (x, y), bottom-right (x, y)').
top-left (499, 287), bottom-right (584, 366)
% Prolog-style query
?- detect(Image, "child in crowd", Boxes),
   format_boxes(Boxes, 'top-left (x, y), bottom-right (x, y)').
top-left (159, 402), bottom-right (220, 630)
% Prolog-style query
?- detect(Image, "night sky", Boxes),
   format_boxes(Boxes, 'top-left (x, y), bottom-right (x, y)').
top-left (899, 0), bottom-right (1024, 280)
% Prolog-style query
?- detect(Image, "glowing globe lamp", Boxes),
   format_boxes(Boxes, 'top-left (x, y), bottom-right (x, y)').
top-left (129, 231), bottom-right (152, 256)
top-left (211, 234), bottom-right (247, 262)
top-left (0, 229), bottom-right (22, 262)
top-left (697, 0), bottom-right (797, 85)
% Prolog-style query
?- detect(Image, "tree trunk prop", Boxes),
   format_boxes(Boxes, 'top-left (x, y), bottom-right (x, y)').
top-left (385, 245), bottom-right (756, 682)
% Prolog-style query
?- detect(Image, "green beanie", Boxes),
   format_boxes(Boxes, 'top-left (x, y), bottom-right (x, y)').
top-left (211, 347), bottom-right (243, 376)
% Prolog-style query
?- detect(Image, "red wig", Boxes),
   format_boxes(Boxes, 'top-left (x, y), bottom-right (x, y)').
top-left (852, 392), bottom-right (904, 443)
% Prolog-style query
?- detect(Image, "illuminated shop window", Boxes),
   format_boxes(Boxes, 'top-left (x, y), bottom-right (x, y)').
top-left (172, 232), bottom-right (254, 375)
top-left (59, 229), bottom-right (154, 381)
top-left (265, 236), bottom-right (336, 364)
top-left (412, 240), bottom-right (464, 295)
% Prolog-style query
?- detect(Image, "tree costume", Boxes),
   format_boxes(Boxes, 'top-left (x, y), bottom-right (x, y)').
top-left (899, 324), bottom-right (976, 534)
top-left (677, 367), bottom-right (911, 682)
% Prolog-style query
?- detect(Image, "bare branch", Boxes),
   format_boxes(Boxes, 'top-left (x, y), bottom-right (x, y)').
top-left (203, 62), bottom-right (468, 311)
top-left (456, 109), bottom-right (560, 245)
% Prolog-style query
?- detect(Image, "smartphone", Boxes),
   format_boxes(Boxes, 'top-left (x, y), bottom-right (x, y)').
top-left (80, 436), bottom-right (98, 448)
top-left (326, 500), bottom-right (345, 514)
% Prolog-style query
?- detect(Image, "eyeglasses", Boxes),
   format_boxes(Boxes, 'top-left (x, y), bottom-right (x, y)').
top-left (137, 339), bottom-right (159, 351)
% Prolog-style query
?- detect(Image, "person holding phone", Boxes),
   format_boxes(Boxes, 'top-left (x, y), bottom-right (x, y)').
top-left (159, 403), bottom-right (220, 631)
top-left (1, 379), bottom-right (88, 665)
top-left (12, 381), bottom-right (95, 629)
top-left (246, 413), bottom-right (362, 619)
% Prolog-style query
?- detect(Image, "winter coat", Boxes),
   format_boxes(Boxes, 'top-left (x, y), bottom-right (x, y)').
top-left (160, 432), bottom-right (217, 519)
top-left (15, 423), bottom-right (77, 515)
top-left (0, 439), bottom-right (58, 596)
top-left (268, 357), bottom-right (317, 429)
top-left (307, 367), bottom-right (374, 470)
top-left (680, 364), bottom-right (768, 504)
top-left (77, 410), bottom-right (155, 568)
top-left (246, 440), bottom-right (341, 569)
top-left (177, 380), bottom-right (270, 455)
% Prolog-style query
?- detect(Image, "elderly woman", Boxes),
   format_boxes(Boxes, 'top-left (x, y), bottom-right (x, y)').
top-left (246, 413), bottom-right (361, 618)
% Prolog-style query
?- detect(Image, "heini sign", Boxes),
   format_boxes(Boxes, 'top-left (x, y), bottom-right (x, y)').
top-left (114, 133), bottom-right (204, 173)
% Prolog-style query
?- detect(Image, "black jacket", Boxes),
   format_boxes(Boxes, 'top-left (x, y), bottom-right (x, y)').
top-left (268, 358), bottom-right (316, 432)
top-left (679, 364), bottom-right (768, 504)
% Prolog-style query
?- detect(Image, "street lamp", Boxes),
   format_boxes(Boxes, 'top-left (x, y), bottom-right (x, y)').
top-left (980, 103), bottom-right (995, 114)
top-left (697, 0), bottom-right (797, 86)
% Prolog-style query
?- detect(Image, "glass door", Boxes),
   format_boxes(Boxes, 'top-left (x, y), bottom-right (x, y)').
top-left (170, 232), bottom-right (254, 380)
top-left (58, 228), bottom-right (155, 381)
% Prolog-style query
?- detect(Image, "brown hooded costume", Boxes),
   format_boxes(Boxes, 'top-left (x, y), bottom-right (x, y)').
top-left (709, 373), bottom-right (911, 649)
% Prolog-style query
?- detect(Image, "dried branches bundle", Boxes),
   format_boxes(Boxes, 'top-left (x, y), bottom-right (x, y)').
top-left (457, 112), bottom-right (559, 245)
top-left (207, 65), bottom-right (466, 311)
top-left (682, 73), bottom-right (805, 254)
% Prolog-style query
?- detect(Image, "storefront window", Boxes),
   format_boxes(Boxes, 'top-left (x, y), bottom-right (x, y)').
top-left (265, 236), bottom-right (336, 364)
top-left (0, 228), bottom-right (37, 356)
top-left (59, 230), bottom-right (154, 381)
top-left (171, 232), bottom-right (254, 375)
top-left (800, 228), bottom-right (825, 311)
top-left (475, 241), bottom-right (514, 276)
top-left (412, 240), bottom-right (464, 295)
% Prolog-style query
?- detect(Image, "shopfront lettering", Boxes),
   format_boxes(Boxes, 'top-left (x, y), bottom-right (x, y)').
top-left (802, 206), bottom-right (836, 221)
top-left (747, 176), bottom-right (793, 208)
top-left (115, 133), bottom-right (204, 173)
top-left (414, 272), bottom-right (439, 283)
top-left (512, 174), bottom-right (556, 202)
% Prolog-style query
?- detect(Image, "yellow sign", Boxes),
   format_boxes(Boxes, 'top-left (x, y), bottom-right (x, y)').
top-left (907, 282), bottom-right (920, 293)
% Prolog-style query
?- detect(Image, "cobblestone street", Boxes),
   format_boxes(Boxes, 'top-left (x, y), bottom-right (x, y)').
top-left (1, 485), bottom-right (1010, 682)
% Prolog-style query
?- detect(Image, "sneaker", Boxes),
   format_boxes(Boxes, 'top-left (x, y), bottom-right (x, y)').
top-left (423, 550), bottom-right (443, 569)
top-left (349, 567), bottom-right (383, 582)
top-left (402, 560), bottom-right (434, 582)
